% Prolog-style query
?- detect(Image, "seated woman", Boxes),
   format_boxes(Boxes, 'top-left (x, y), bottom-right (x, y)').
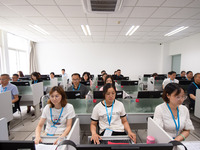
top-left (99, 75), bottom-right (130, 99)
top-left (154, 83), bottom-right (194, 141)
top-left (35, 86), bottom-right (75, 144)
top-left (90, 83), bottom-right (136, 144)
top-left (81, 72), bottom-right (92, 86)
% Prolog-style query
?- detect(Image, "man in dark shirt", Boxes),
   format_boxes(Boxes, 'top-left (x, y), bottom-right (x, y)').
top-left (114, 69), bottom-right (124, 80)
top-left (67, 73), bottom-right (89, 99)
top-left (187, 73), bottom-right (200, 111)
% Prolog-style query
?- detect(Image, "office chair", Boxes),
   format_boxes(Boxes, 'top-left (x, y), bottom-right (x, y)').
top-left (13, 96), bottom-right (24, 126)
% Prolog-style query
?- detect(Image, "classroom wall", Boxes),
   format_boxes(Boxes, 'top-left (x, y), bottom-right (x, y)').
top-left (169, 33), bottom-right (200, 74)
top-left (36, 42), bottom-right (164, 79)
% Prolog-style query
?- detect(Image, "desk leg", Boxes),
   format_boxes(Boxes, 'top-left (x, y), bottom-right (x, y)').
top-left (32, 104), bottom-right (41, 122)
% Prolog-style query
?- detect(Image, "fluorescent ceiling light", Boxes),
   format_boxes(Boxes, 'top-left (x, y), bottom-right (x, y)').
top-left (29, 25), bottom-right (49, 35)
top-left (81, 25), bottom-right (91, 36)
top-left (164, 26), bottom-right (188, 36)
top-left (126, 26), bottom-right (140, 36)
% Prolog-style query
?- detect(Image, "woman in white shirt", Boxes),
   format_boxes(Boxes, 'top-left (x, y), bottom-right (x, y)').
top-left (154, 83), bottom-right (194, 141)
top-left (35, 86), bottom-right (75, 144)
top-left (90, 83), bottom-right (136, 144)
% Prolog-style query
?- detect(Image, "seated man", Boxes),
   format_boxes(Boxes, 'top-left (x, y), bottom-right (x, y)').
top-left (67, 73), bottom-right (89, 99)
top-left (12, 74), bottom-right (20, 82)
top-left (180, 71), bottom-right (186, 77)
top-left (162, 71), bottom-right (179, 89)
top-left (186, 71), bottom-right (193, 81)
top-left (115, 69), bottom-right (124, 80)
top-left (50, 72), bottom-right (55, 80)
top-left (187, 73), bottom-right (200, 111)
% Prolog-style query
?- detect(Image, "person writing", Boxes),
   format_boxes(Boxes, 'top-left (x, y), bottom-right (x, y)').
top-left (35, 86), bottom-right (75, 145)
top-left (90, 83), bottom-right (136, 144)
top-left (154, 83), bottom-right (194, 141)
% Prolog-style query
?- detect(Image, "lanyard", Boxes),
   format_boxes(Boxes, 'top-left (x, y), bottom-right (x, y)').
top-left (167, 103), bottom-right (180, 136)
top-left (104, 100), bottom-right (114, 126)
top-left (72, 83), bottom-right (81, 91)
top-left (34, 80), bottom-right (38, 84)
top-left (193, 82), bottom-right (199, 89)
top-left (1, 87), bottom-right (7, 93)
top-left (170, 79), bottom-right (174, 83)
top-left (50, 107), bottom-right (64, 126)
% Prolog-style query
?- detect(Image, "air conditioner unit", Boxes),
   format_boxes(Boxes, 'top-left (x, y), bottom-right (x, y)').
top-left (82, 0), bottom-right (124, 14)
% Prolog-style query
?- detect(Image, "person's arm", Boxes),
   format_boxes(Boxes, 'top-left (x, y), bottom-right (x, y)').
top-left (189, 94), bottom-right (196, 100)
top-left (54, 118), bottom-right (73, 145)
top-left (35, 118), bottom-right (46, 144)
top-left (12, 95), bottom-right (19, 103)
top-left (90, 120), bottom-right (102, 144)
top-left (175, 130), bottom-right (190, 141)
top-left (121, 117), bottom-right (136, 143)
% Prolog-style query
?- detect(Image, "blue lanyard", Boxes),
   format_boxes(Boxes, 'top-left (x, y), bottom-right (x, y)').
top-left (170, 79), bottom-right (174, 83)
top-left (50, 107), bottom-right (64, 126)
top-left (1, 87), bottom-right (7, 93)
top-left (72, 83), bottom-right (81, 91)
top-left (167, 103), bottom-right (180, 137)
top-left (34, 80), bottom-right (38, 84)
top-left (193, 82), bottom-right (199, 89)
top-left (104, 100), bottom-right (114, 126)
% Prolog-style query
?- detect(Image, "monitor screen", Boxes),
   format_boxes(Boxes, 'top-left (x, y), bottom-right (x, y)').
top-left (143, 74), bottom-right (152, 77)
top-left (25, 75), bottom-right (31, 78)
top-left (55, 74), bottom-right (62, 77)
top-left (179, 80), bottom-right (192, 85)
top-left (98, 81), bottom-right (104, 86)
top-left (80, 81), bottom-right (90, 86)
top-left (65, 91), bottom-right (81, 99)
top-left (175, 77), bottom-right (186, 80)
top-left (93, 91), bottom-right (123, 99)
top-left (19, 77), bottom-right (30, 80)
top-left (0, 140), bottom-right (35, 150)
top-left (10, 81), bottom-right (30, 86)
top-left (122, 77), bottom-right (129, 80)
top-left (76, 143), bottom-right (173, 150)
top-left (40, 77), bottom-right (50, 80)
top-left (121, 81), bottom-right (138, 86)
top-left (137, 91), bottom-right (163, 98)
top-left (155, 76), bottom-right (166, 80)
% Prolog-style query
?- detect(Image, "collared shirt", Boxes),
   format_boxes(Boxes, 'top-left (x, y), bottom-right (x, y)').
top-left (0, 83), bottom-right (19, 100)
top-left (162, 78), bottom-right (179, 89)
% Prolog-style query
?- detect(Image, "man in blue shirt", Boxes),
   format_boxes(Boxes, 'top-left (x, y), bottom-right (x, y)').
top-left (0, 74), bottom-right (19, 104)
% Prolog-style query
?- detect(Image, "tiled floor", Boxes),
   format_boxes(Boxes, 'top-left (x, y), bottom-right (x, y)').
top-left (9, 106), bottom-right (200, 144)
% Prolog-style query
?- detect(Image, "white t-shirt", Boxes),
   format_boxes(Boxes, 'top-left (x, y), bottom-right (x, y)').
top-left (41, 103), bottom-right (75, 135)
top-left (162, 78), bottom-right (179, 89)
top-left (153, 102), bottom-right (194, 138)
top-left (91, 100), bottom-right (126, 134)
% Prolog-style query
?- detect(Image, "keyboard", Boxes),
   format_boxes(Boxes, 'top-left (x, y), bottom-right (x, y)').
top-left (90, 139), bottom-right (131, 144)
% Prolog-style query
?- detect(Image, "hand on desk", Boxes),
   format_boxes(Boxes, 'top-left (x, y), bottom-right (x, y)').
top-left (91, 133), bottom-right (102, 144)
top-left (35, 137), bottom-right (42, 144)
top-left (128, 131), bottom-right (136, 143)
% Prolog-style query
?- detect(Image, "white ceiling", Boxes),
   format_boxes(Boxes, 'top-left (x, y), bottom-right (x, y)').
top-left (0, 0), bottom-right (200, 43)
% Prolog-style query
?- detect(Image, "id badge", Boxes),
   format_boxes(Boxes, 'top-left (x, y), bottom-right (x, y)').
top-left (103, 128), bottom-right (113, 136)
top-left (47, 125), bottom-right (57, 136)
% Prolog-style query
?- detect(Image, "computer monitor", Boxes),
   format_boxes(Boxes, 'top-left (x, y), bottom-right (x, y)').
top-left (40, 77), bottom-right (50, 80)
top-left (155, 76), bottom-right (166, 80)
top-left (40, 75), bottom-right (49, 78)
top-left (98, 81), bottom-right (104, 86)
top-left (90, 74), bottom-right (94, 80)
top-left (143, 74), bottom-right (152, 77)
top-left (175, 77), bottom-right (186, 80)
top-left (157, 74), bottom-right (167, 78)
top-left (65, 91), bottom-right (81, 99)
top-left (0, 140), bottom-right (35, 150)
top-left (122, 77), bottom-right (129, 80)
top-left (10, 81), bottom-right (30, 86)
top-left (25, 75), bottom-right (31, 78)
top-left (80, 81), bottom-right (90, 86)
top-left (93, 91), bottom-right (123, 99)
top-left (179, 80), bottom-right (192, 85)
top-left (76, 143), bottom-right (173, 150)
top-left (55, 74), bottom-right (62, 77)
top-left (19, 77), bottom-right (30, 80)
top-left (121, 81), bottom-right (138, 86)
top-left (137, 91), bottom-right (163, 98)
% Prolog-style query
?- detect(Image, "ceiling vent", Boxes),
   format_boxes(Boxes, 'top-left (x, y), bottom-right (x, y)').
top-left (82, 0), bottom-right (124, 14)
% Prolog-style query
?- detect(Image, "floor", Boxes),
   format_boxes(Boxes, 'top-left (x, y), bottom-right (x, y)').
top-left (9, 106), bottom-right (200, 144)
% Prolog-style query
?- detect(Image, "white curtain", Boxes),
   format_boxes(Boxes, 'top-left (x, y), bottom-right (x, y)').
top-left (29, 41), bottom-right (38, 74)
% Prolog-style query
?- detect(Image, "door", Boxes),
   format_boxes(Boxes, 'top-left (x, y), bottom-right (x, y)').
top-left (171, 54), bottom-right (181, 73)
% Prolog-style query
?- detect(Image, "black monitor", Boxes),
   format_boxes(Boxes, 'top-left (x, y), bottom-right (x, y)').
top-left (11, 81), bottom-right (30, 86)
top-left (176, 77), bottom-right (186, 80)
top-left (179, 80), bottom-right (192, 85)
top-left (40, 75), bottom-right (49, 78)
top-left (55, 74), bottom-right (62, 77)
top-left (90, 74), bottom-right (94, 80)
top-left (80, 81), bottom-right (90, 86)
top-left (65, 91), bottom-right (81, 99)
top-left (121, 81), bottom-right (138, 86)
top-left (25, 75), bottom-right (31, 78)
top-left (155, 76), bottom-right (166, 80)
top-left (143, 74), bottom-right (152, 77)
top-left (98, 81), bottom-right (104, 86)
top-left (19, 77), bottom-right (30, 80)
top-left (137, 91), bottom-right (163, 98)
top-left (122, 77), bottom-right (129, 80)
top-left (93, 91), bottom-right (123, 99)
top-left (76, 143), bottom-right (173, 150)
top-left (0, 140), bottom-right (35, 150)
top-left (157, 74), bottom-right (167, 78)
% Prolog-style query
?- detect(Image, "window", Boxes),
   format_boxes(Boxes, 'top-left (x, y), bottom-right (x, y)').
top-left (7, 33), bottom-right (29, 75)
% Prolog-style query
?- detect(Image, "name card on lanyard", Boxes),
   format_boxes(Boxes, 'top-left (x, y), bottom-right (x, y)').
top-left (104, 100), bottom-right (114, 136)
top-left (1, 87), bottom-right (7, 93)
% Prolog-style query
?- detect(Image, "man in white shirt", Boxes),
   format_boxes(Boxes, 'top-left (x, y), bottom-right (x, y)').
top-left (162, 71), bottom-right (179, 89)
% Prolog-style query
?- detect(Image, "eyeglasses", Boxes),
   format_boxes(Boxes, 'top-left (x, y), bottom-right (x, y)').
top-left (0, 79), bottom-right (8, 81)
top-left (72, 79), bottom-right (80, 81)
top-left (175, 95), bottom-right (187, 101)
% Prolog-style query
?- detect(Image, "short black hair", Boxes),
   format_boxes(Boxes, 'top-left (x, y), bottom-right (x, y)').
top-left (1, 74), bottom-right (9, 78)
top-left (102, 72), bottom-right (107, 76)
top-left (62, 69), bottom-right (65, 72)
top-left (103, 83), bottom-right (116, 99)
top-left (13, 74), bottom-right (19, 77)
top-left (162, 83), bottom-right (183, 103)
top-left (194, 73), bottom-right (200, 78)
top-left (82, 72), bottom-right (90, 81)
top-left (152, 73), bottom-right (158, 77)
top-left (71, 73), bottom-right (80, 78)
top-left (101, 70), bottom-right (106, 74)
top-left (117, 69), bottom-right (121, 71)
top-left (186, 71), bottom-right (193, 74)
top-left (50, 72), bottom-right (55, 76)
top-left (168, 71), bottom-right (176, 75)
top-left (181, 71), bottom-right (186, 74)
